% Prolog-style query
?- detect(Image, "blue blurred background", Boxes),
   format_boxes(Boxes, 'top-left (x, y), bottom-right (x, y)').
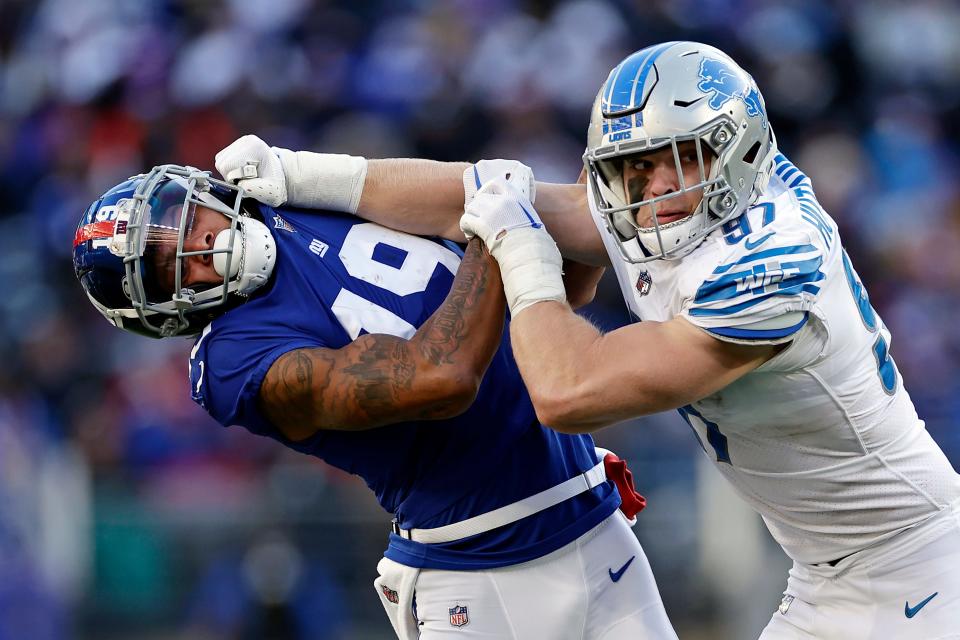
top-left (1, 0), bottom-right (959, 638)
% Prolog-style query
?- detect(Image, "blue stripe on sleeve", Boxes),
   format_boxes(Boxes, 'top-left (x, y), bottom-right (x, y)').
top-left (440, 239), bottom-right (465, 258)
top-left (774, 154), bottom-right (813, 191)
top-left (706, 313), bottom-right (808, 340)
top-left (689, 282), bottom-right (822, 317)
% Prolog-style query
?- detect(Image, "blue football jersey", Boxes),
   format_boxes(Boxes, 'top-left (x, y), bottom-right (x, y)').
top-left (189, 205), bottom-right (619, 569)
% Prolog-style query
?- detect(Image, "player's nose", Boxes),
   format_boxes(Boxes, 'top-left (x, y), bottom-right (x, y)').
top-left (649, 162), bottom-right (679, 197)
top-left (184, 230), bottom-right (216, 265)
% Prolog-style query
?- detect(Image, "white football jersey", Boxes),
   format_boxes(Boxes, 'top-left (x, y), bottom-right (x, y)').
top-left (590, 152), bottom-right (960, 564)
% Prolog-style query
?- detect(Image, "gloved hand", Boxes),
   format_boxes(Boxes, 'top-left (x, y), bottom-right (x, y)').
top-left (460, 177), bottom-right (565, 315)
top-left (460, 176), bottom-right (543, 246)
top-left (215, 134), bottom-right (368, 212)
top-left (463, 159), bottom-right (536, 209)
top-left (215, 135), bottom-right (288, 207)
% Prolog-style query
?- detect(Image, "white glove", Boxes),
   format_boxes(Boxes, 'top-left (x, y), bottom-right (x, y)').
top-left (215, 135), bottom-right (288, 207)
top-left (463, 159), bottom-right (536, 209)
top-left (461, 177), bottom-right (565, 315)
top-left (215, 134), bottom-right (368, 213)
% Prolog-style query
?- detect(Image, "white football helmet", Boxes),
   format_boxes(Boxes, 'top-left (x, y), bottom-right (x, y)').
top-left (584, 41), bottom-right (777, 262)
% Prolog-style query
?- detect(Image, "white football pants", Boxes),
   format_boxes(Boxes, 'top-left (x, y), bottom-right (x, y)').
top-left (374, 511), bottom-right (677, 640)
top-left (760, 504), bottom-right (960, 640)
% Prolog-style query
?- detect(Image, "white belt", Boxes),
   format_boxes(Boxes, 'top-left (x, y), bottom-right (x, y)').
top-left (392, 458), bottom-right (608, 545)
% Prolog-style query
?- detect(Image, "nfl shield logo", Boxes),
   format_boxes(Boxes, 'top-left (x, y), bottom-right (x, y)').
top-left (380, 584), bottom-right (399, 604)
top-left (273, 215), bottom-right (296, 233)
top-left (448, 604), bottom-right (469, 627)
top-left (636, 270), bottom-right (653, 296)
top-left (779, 594), bottom-right (795, 615)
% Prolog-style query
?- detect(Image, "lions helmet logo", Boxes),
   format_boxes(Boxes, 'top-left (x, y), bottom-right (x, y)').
top-left (696, 59), bottom-right (767, 129)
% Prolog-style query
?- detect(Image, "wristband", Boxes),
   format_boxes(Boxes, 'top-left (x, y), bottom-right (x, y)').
top-left (489, 227), bottom-right (566, 316)
top-left (272, 147), bottom-right (368, 214)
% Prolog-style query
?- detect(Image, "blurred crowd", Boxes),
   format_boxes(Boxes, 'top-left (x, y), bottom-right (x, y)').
top-left (1, 0), bottom-right (958, 638)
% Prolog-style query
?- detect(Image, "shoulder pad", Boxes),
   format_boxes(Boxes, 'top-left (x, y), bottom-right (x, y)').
top-left (683, 209), bottom-right (826, 343)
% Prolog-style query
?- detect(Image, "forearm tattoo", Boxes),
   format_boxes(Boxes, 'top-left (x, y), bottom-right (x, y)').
top-left (417, 239), bottom-right (494, 366)
top-left (260, 239), bottom-right (503, 434)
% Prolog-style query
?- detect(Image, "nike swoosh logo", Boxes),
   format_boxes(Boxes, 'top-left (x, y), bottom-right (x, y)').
top-left (744, 232), bottom-right (775, 250)
top-left (905, 592), bottom-right (938, 618)
top-left (518, 201), bottom-right (541, 229)
top-left (608, 556), bottom-right (636, 583)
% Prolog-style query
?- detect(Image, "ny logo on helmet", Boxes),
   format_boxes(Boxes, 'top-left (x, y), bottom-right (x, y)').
top-left (696, 59), bottom-right (767, 129)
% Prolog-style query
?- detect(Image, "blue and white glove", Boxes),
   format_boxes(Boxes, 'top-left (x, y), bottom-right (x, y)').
top-left (463, 159), bottom-right (536, 208)
top-left (460, 177), bottom-right (565, 315)
top-left (215, 134), bottom-right (368, 213)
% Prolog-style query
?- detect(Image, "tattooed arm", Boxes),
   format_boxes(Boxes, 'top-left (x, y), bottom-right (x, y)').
top-left (258, 239), bottom-right (505, 440)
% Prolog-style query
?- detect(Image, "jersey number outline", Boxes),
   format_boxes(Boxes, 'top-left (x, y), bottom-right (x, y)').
top-left (721, 203), bottom-right (776, 245)
top-left (841, 249), bottom-right (897, 395)
top-left (678, 405), bottom-right (731, 464)
top-left (189, 323), bottom-right (213, 407)
top-left (331, 224), bottom-right (461, 339)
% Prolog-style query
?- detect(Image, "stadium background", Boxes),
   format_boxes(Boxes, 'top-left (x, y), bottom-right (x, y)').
top-left (1, 0), bottom-right (958, 637)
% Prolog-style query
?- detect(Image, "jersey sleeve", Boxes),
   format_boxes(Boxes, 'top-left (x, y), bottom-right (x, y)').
top-left (682, 208), bottom-right (828, 345)
top-left (189, 321), bottom-right (323, 438)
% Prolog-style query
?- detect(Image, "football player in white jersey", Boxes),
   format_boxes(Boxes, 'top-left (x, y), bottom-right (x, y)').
top-left (215, 41), bottom-right (960, 639)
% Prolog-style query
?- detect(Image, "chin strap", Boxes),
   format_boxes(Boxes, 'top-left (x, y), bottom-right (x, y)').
top-left (212, 216), bottom-right (277, 296)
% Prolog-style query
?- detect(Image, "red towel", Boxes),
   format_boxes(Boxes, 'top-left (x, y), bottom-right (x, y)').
top-left (603, 452), bottom-right (647, 519)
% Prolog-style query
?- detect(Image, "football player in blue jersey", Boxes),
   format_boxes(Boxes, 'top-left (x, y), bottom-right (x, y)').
top-left (73, 161), bottom-right (678, 638)
top-left (217, 41), bottom-right (960, 640)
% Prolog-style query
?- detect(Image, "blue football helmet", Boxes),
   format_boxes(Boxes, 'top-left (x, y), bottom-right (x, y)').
top-left (73, 165), bottom-right (276, 338)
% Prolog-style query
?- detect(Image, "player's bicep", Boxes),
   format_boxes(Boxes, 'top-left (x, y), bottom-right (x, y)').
top-left (660, 316), bottom-right (786, 401)
top-left (258, 347), bottom-right (327, 440)
top-left (258, 335), bottom-right (469, 440)
top-left (593, 316), bottom-right (782, 417)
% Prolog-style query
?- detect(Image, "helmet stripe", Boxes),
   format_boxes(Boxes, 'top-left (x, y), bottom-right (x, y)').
top-left (74, 220), bottom-right (116, 247)
top-left (602, 41), bottom-right (675, 116)
top-left (603, 50), bottom-right (647, 114)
